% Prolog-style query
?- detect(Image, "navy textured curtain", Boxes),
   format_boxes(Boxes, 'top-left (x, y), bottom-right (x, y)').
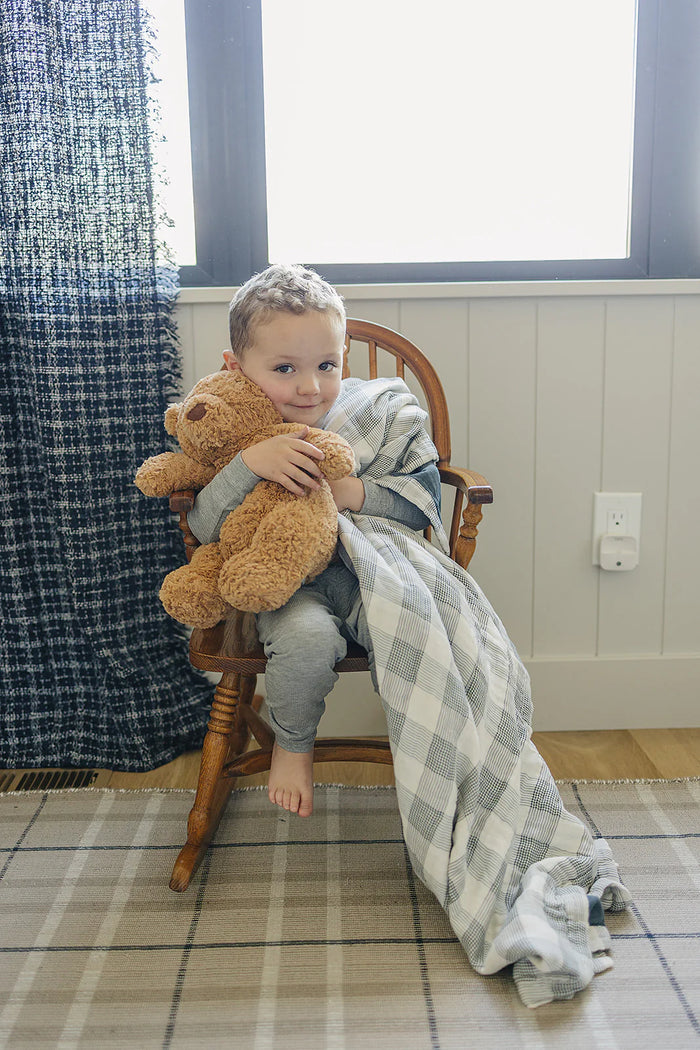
top-left (0, 0), bottom-right (213, 768)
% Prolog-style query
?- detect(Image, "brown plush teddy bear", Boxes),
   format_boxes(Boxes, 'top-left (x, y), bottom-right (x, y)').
top-left (135, 369), bottom-right (355, 628)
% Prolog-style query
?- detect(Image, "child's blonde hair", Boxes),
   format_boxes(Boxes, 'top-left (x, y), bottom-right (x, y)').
top-left (228, 264), bottom-right (346, 357)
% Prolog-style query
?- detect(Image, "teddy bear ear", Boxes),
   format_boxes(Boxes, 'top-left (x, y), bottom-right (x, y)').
top-left (164, 403), bottom-right (182, 435)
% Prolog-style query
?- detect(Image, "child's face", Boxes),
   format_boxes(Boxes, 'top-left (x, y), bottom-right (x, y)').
top-left (223, 310), bottom-right (344, 425)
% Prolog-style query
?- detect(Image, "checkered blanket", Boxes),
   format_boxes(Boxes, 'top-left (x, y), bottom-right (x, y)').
top-left (325, 378), bottom-right (631, 1007)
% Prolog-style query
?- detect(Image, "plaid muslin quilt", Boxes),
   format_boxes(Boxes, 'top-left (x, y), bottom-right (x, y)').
top-left (323, 378), bottom-right (631, 1007)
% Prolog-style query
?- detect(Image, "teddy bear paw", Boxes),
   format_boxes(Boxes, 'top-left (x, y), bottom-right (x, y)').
top-left (134, 456), bottom-right (176, 497)
top-left (159, 569), bottom-right (230, 629)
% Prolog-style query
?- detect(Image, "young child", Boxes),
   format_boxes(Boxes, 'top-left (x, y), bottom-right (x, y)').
top-left (186, 264), bottom-right (630, 1004)
top-left (187, 263), bottom-right (441, 818)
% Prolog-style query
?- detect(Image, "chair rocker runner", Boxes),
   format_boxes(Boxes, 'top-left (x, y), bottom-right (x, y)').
top-left (168, 319), bottom-right (493, 891)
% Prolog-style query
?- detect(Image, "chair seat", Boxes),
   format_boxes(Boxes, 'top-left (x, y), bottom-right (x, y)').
top-left (189, 612), bottom-right (370, 675)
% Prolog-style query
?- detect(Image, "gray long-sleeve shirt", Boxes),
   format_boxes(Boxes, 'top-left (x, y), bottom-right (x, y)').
top-left (187, 452), bottom-right (441, 545)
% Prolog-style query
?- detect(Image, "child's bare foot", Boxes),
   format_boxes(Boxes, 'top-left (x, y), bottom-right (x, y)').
top-left (268, 743), bottom-right (314, 817)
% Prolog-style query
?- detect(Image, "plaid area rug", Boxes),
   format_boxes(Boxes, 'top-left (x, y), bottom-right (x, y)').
top-left (0, 782), bottom-right (698, 1049)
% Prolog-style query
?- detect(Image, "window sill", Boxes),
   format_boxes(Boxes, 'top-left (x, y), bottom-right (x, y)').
top-left (176, 278), bottom-right (700, 304)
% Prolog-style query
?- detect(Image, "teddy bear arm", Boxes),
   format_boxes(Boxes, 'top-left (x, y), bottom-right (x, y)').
top-left (135, 451), bottom-right (216, 497)
top-left (170, 455), bottom-right (217, 492)
top-left (304, 429), bottom-right (356, 481)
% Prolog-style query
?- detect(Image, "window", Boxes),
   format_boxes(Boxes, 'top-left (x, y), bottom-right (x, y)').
top-left (151, 0), bottom-right (700, 286)
top-left (262, 1), bottom-right (635, 265)
top-left (145, 0), bottom-right (196, 268)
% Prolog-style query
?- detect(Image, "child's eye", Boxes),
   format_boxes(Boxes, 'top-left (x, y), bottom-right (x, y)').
top-left (319, 361), bottom-right (338, 371)
top-left (274, 364), bottom-right (294, 374)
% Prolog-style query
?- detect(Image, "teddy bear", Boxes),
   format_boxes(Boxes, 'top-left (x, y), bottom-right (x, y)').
top-left (135, 369), bottom-right (355, 628)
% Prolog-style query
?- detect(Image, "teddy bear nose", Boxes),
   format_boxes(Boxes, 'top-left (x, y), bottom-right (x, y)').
top-left (187, 404), bottom-right (207, 421)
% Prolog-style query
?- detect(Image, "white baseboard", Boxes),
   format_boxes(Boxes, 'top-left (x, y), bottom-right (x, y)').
top-left (214, 655), bottom-right (699, 737)
top-left (525, 654), bottom-right (700, 731)
top-left (319, 655), bottom-right (700, 735)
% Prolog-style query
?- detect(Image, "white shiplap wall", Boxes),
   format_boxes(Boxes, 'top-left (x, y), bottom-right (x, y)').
top-left (173, 282), bottom-right (700, 731)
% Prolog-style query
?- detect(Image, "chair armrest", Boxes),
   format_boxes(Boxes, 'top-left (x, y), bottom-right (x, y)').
top-left (438, 465), bottom-right (493, 570)
top-left (438, 466), bottom-right (493, 505)
top-left (169, 490), bottom-right (196, 513)
top-left (169, 490), bottom-right (200, 562)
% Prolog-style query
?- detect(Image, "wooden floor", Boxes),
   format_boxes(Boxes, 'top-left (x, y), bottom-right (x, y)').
top-left (100, 728), bottom-right (700, 790)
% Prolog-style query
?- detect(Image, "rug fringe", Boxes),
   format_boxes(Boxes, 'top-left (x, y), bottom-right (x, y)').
top-left (0, 786), bottom-right (196, 797)
top-left (0, 782), bottom-right (398, 798)
top-left (2, 776), bottom-right (699, 798)
top-left (555, 776), bottom-right (700, 785)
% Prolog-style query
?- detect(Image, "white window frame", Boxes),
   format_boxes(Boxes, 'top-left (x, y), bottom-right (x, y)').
top-left (179, 0), bottom-right (700, 287)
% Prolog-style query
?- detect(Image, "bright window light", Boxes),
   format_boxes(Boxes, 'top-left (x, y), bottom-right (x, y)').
top-left (261, 0), bottom-right (637, 264)
top-left (143, 0), bottom-right (196, 267)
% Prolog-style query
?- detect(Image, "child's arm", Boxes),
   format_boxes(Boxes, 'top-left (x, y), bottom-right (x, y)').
top-left (187, 428), bottom-right (326, 543)
top-left (186, 454), bottom-right (260, 544)
top-left (330, 461), bottom-right (441, 530)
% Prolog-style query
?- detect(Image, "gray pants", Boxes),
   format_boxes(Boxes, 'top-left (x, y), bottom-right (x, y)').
top-left (256, 561), bottom-right (375, 752)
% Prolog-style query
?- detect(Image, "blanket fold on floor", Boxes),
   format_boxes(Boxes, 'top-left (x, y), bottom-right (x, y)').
top-left (324, 377), bottom-right (631, 1007)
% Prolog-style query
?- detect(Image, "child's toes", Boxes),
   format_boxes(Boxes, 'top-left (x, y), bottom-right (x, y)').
top-left (298, 794), bottom-right (313, 818)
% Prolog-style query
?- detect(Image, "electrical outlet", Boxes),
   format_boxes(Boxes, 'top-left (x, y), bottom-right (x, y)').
top-left (592, 492), bottom-right (642, 566)
top-left (606, 509), bottom-right (626, 533)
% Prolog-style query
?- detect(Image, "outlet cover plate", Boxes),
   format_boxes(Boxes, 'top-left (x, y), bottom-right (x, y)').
top-left (592, 492), bottom-right (642, 565)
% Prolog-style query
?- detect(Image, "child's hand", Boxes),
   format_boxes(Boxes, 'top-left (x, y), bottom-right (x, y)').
top-left (326, 476), bottom-right (365, 512)
top-left (241, 427), bottom-right (326, 496)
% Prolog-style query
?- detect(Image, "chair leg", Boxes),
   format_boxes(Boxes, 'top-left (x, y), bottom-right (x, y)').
top-left (169, 671), bottom-right (256, 892)
top-left (455, 500), bottom-right (484, 571)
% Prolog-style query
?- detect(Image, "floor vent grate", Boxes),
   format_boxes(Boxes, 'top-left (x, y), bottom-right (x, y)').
top-left (0, 769), bottom-right (105, 791)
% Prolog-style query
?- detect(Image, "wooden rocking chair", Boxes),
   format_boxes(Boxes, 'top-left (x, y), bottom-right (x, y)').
top-left (168, 319), bottom-right (493, 891)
